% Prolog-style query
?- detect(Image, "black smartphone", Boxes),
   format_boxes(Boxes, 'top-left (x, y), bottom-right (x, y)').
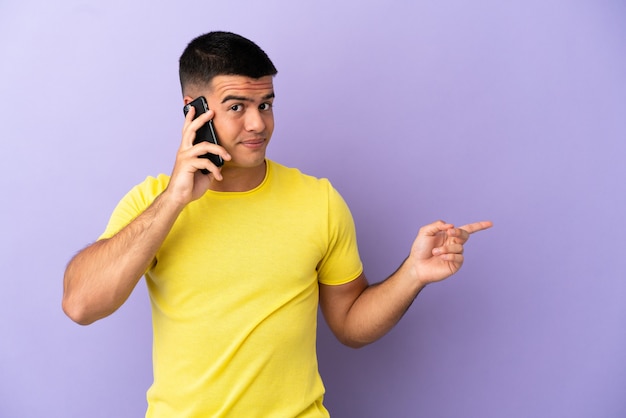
top-left (183, 96), bottom-right (224, 174)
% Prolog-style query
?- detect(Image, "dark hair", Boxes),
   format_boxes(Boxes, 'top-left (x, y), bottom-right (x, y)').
top-left (179, 31), bottom-right (277, 93)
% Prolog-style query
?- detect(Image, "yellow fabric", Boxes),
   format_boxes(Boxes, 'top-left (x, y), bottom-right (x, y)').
top-left (100, 160), bottom-right (363, 417)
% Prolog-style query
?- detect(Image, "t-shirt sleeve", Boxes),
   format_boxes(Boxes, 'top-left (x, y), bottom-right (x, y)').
top-left (98, 174), bottom-right (169, 240)
top-left (316, 182), bottom-right (363, 286)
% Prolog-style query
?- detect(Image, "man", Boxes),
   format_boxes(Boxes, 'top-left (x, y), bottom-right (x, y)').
top-left (62, 31), bottom-right (492, 417)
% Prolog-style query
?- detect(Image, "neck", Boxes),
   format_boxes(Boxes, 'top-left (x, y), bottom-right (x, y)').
top-left (208, 160), bottom-right (267, 192)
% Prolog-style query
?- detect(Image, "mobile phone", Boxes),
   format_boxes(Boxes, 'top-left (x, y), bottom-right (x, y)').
top-left (183, 96), bottom-right (224, 174)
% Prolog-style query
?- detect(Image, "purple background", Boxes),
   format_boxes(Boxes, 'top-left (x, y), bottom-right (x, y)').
top-left (1, 1), bottom-right (625, 417)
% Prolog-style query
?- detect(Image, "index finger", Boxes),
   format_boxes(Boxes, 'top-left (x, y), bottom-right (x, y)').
top-left (184, 107), bottom-right (214, 127)
top-left (459, 220), bottom-right (493, 235)
top-left (182, 109), bottom-right (214, 147)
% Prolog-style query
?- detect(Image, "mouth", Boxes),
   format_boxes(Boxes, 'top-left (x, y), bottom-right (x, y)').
top-left (239, 138), bottom-right (266, 149)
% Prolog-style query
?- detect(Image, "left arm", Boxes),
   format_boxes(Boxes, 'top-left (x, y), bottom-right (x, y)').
top-left (319, 220), bottom-right (492, 348)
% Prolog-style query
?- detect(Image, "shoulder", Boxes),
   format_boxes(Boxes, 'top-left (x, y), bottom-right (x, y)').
top-left (267, 160), bottom-right (333, 192)
top-left (266, 160), bottom-right (351, 217)
top-left (113, 173), bottom-right (171, 218)
top-left (99, 174), bottom-right (170, 240)
top-left (137, 173), bottom-right (170, 193)
top-left (127, 173), bottom-right (170, 202)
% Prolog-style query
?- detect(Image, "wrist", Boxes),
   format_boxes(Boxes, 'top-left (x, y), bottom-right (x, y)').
top-left (397, 257), bottom-right (429, 293)
top-left (157, 187), bottom-right (188, 215)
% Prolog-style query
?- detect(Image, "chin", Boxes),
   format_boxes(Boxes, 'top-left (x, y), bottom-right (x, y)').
top-left (226, 156), bottom-right (267, 169)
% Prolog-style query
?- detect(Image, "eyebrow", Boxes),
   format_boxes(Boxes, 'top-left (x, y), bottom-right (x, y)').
top-left (221, 92), bottom-right (275, 104)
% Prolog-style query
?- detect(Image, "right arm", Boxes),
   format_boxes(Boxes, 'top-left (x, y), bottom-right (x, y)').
top-left (62, 107), bottom-right (230, 325)
top-left (62, 191), bottom-right (184, 325)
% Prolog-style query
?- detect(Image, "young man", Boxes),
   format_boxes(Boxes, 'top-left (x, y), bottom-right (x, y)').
top-left (62, 31), bottom-right (492, 417)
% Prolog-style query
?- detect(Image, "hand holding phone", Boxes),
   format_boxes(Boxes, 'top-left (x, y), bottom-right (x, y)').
top-left (183, 96), bottom-right (224, 174)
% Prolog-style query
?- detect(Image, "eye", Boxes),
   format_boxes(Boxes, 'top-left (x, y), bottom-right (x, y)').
top-left (230, 104), bottom-right (243, 112)
top-left (259, 102), bottom-right (273, 111)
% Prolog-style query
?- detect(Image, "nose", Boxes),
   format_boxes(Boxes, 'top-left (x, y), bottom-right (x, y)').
top-left (244, 109), bottom-right (265, 133)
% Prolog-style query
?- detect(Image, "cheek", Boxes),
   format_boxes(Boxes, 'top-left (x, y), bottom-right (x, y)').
top-left (213, 117), bottom-right (239, 141)
top-left (264, 115), bottom-right (275, 133)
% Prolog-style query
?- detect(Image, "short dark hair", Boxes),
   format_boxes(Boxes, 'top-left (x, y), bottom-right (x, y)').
top-left (179, 31), bottom-right (277, 93)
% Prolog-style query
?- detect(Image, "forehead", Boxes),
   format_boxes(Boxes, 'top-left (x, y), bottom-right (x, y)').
top-left (209, 75), bottom-right (274, 100)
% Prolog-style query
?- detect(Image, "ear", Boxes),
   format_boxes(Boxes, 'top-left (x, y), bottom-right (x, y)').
top-left (183, 95), bottom-right (194, 106)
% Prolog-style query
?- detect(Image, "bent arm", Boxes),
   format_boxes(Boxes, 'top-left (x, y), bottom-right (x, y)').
top-left (62, 107), bottom-right (232, 325)
top-left (319, 265), bottom-right (424, 349)
top-left (320, 220), bottom-right (492, 348)
top-left (62, 191), bottom-right (184, 325)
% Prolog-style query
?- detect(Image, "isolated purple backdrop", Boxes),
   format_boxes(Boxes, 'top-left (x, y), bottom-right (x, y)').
top-left (1, 1), bottom-right (625, 417)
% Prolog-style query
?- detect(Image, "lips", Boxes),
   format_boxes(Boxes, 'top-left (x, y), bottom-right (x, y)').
top-left (240, 138), bottom-right (266, 148)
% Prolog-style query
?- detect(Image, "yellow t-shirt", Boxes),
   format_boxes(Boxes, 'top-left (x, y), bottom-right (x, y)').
top-left (100, 160), bottom-right (363, 417)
